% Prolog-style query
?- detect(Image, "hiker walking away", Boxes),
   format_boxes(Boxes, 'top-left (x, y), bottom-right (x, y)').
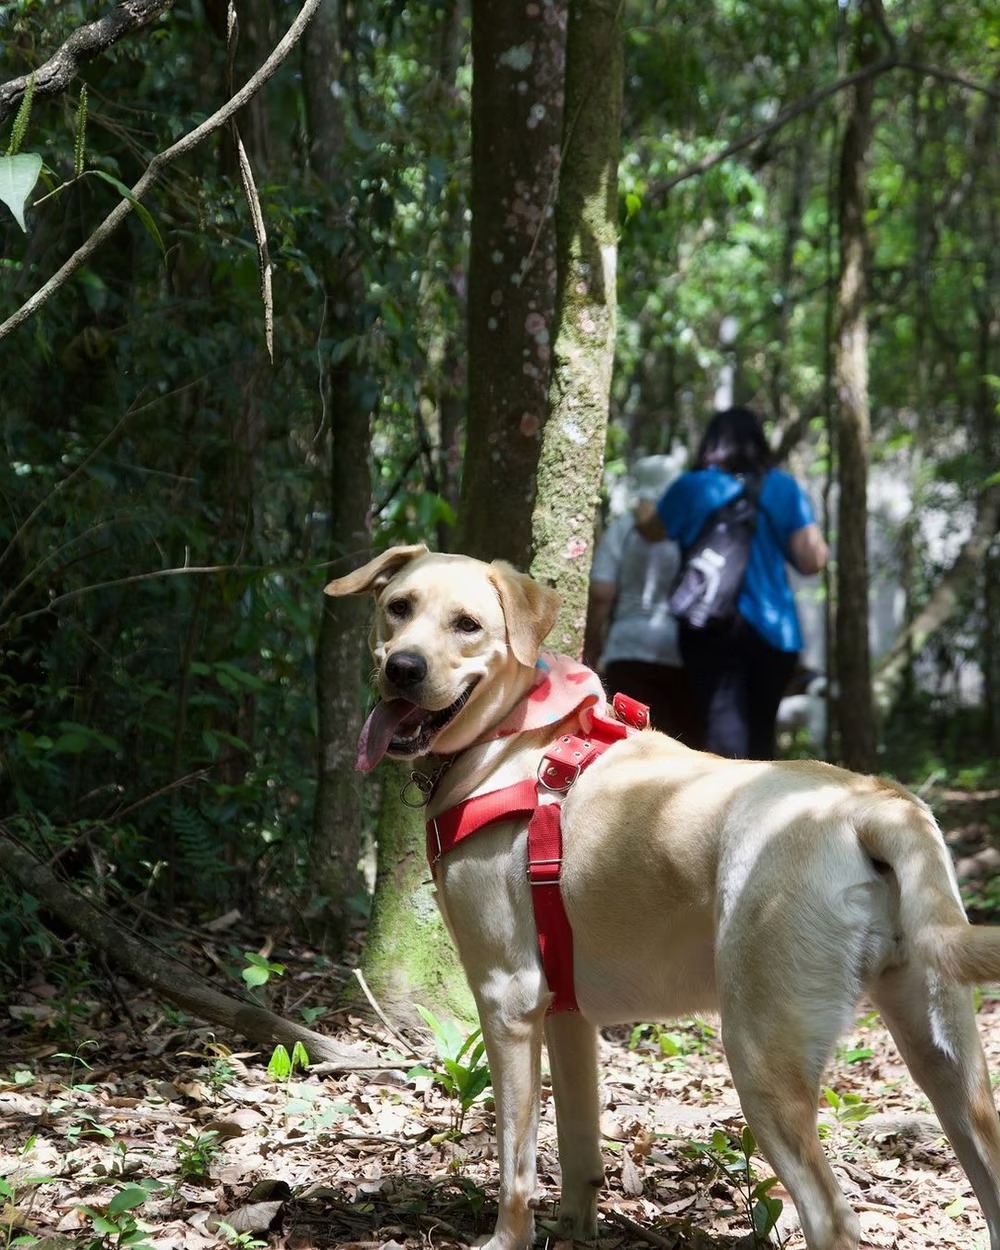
top-left (635, 407), bottom-right (827, 760)
top-left (584, 454), bottom-right (705, 748)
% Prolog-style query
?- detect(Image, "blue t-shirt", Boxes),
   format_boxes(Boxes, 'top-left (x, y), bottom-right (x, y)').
top-left (657, 467), bottom-right (816, 652)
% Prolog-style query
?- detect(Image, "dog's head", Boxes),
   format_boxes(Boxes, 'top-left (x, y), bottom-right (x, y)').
top-left (324, 544), bottom-right (560, 769)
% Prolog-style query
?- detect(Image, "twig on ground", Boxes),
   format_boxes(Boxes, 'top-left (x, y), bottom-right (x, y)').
top-left (352, 967), bottom-right (420, 1058)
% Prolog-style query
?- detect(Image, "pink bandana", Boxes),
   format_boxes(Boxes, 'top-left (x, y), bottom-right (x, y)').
top-left (482, 650), bottom-right (606, 742)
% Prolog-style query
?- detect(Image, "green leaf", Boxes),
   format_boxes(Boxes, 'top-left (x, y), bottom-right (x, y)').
top-left (78, 1208), bottom-right (120, 1234)
top-left (107, 1185), bottom-right (150, 1215)
top-left (267, 1045), bottom-right (292, 1079)
top-left (752, 1192), bottom-right (783, 1238)
top-left (242, 966), bottom-right (270, 987)
top-left (0, 152), bottom-right (43, 231)
top-left (88, 169), bottom-right (165, 255)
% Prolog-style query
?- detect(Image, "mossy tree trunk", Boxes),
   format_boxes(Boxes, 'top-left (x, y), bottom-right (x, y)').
top-left (357, 1), bottom-right (623, 1030)
top-left (359, 763), bottom-right (477, 1028)
top-left (531, 0), bottom-right (623, 655)
top-left (356, 2), bottom-right (569, 1029)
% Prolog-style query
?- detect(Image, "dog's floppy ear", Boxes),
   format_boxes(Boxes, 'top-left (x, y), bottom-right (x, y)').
top-left (324, 544), bottom-right (429, 597)
top-left (489, 561), bottom-right (560, 667)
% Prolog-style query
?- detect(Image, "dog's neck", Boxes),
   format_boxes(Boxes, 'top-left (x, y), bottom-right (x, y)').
top-left (421, 650), bottom-right (605, 816)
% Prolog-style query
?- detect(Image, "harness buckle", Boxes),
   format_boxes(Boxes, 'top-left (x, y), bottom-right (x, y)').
top-left (538, 758), bottom-right (581, 791)
top-left (538, 733), bottom-right (596, 791)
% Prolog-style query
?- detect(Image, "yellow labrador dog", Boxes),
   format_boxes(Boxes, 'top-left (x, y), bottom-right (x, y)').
top-left (326, 543), bottom-right (1000, 1250)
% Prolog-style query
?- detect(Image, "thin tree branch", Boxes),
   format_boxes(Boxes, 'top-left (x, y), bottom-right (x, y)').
top-left (0, 825), bottom-right (398, 1071)
top-left (0, 0), bottom-right (324, 344)
top-left (0, 0), bottom-right (175, 124)
top-left (650, 56), bottom-right (999, 201)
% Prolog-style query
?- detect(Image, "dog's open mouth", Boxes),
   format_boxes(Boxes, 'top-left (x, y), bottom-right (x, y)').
top-left (355, 682), bottom-right (478, 772)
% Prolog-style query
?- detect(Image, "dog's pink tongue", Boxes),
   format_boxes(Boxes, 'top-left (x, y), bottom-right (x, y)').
top-left (356, 699), bottom-right (422, 772)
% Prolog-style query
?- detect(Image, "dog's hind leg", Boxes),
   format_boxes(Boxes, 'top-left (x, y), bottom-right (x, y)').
top-left (870, 966), bottom-right (1000, 1250)
top-left (718, 934), bottom-right (864, 1250)
top-left (545, 1012), bottom-right (603, 1239)
top-left (723, 1034), bottom-right (861, 1250)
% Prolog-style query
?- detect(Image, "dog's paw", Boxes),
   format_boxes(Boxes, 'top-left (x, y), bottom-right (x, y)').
top-left (551, 1206), bottom-right (599, 1242)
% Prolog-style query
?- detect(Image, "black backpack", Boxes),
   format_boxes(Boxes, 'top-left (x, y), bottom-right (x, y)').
top-left (668, 475), bottom-right (763, 630)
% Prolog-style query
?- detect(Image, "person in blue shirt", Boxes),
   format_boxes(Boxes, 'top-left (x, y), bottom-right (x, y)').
top-left (635, 406), bottom-right (828, 759)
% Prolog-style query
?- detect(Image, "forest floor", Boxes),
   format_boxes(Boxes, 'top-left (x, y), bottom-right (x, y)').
top-left (2, 785), bottom-right (1000, 1250)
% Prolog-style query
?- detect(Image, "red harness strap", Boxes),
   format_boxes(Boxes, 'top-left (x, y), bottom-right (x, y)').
top-left (426, 692), bottom-right (649, 1013)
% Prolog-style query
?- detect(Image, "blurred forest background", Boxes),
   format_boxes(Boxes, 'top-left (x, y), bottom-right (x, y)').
top-left (1, 0), bottom-right (998, 994)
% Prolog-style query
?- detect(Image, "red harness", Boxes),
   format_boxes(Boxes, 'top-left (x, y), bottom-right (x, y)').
top-left (425, 691), bottom-right (649, 1012)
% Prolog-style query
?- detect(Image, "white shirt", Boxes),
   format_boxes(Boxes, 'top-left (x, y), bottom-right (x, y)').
top-left (590, 513), bottom-right (683, 668)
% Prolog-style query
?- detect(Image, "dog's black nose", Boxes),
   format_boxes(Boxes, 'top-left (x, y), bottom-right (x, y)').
top-left (385, 650), bottom-right (427, 689)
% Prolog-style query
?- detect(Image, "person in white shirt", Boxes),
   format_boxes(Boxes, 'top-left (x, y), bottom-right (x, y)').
top-left (584, 454), bottom-right (704, 748)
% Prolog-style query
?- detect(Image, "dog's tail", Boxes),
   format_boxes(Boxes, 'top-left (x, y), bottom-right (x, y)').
top-left (856, 784), bottom-right (1000, 986)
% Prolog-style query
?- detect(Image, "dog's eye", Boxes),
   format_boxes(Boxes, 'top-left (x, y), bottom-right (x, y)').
top-left (455, 615), bottom-right (481, 634)
top-left (386, 598), bottom-right (411, 621)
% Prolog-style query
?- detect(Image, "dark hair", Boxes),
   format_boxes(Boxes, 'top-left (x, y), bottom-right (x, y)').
top-left (694, 406), bottom-right (773, 476)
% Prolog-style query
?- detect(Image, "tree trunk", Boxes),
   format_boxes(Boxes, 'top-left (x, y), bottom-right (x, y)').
top-left (354, 763), bottom-right (476, 1027)
top-left (0, 830), bottom-right (391, 1071)
top-left (531, 0), bottom-right (623, 656)
top-left (833, 1), bottom-right (879, 772)
top-left (458, 0), bottom-right (568, 563)
top-left (303, 0), bottom-right (374, 949)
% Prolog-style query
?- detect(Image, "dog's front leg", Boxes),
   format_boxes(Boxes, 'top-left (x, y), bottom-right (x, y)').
top-left (436, 835), bottom-right (549, 1250)
top-left (475, 983), bottom-right (548, 1250)
top-left (545, 1011), bottom-right (603, 1239)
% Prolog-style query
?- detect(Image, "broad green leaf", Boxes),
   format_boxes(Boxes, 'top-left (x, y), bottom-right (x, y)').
top-left (107, 1186), bottom-right (150, 1215)
top-left (0, 153), bottom-right (42, 231)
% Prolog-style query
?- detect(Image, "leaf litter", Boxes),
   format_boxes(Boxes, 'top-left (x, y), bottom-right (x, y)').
top-left (2, 797), bottom-right (999, 1250)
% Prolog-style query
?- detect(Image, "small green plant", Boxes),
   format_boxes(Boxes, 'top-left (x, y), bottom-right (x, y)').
top-left (0, 1146), bottom-right (56, 1249)
top-left (630, 1017), bottom-right (716, 1060)
top-left (55, 1039), bottom-right (99, 1089)
top-left (281, 1083), bottom-right (352, 1137)
top-left (77, 1180), bottom-right (164, 1250)
top-left (2, 1069), bottom-right (35, 1089)
top-left (687, 1126), bottom-right (783, 1246)
top-left (267, 1041), bottom-right (310, 1082)
top-left (65, 1112), bottom-right (116, 1146)
top-left (822, 1086), bottom-right (875, 1125)
top-left (409, 1005), bottom-right (492, 1132)
top-left (241, 952), bottom-right (285, 990)
top-left (215, 1222), bottom-right (268, 1250)
top-left (204, 1054), bottom-right (237, 1099)
top-left (175, 1130), bottom-right (222, 1183)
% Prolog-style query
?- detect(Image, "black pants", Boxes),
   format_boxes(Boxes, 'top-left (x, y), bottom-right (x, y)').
top-left (678, 615), bottom-right (797, 760)
top-left (603, 660), bottom-right (705, 749)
